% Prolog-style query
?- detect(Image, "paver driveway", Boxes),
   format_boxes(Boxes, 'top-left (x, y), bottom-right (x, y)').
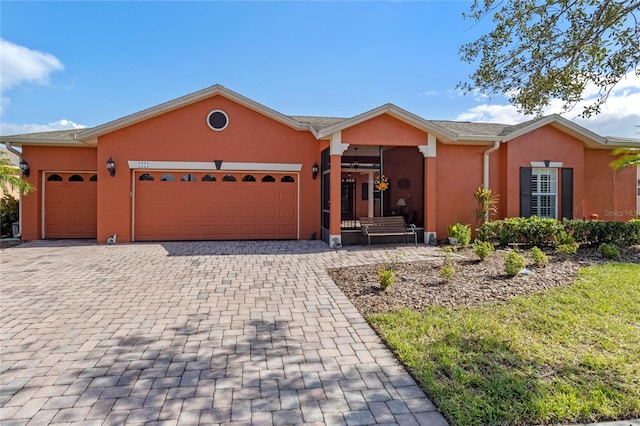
top-left (0, 240), bottom-right (448, 425)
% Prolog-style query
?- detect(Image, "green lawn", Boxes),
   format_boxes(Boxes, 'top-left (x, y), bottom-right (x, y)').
top-left (369, 263), bottom-right (640, 426)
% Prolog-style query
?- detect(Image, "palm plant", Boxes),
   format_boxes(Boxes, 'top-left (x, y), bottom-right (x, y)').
top-left (0, 152), bottom-right (34, 195)
top-left (610, 147), bottom-right (640, 170)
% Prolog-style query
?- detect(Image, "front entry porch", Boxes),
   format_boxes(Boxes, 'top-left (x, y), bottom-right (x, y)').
top-left (321, 140), bottom-right (436, 247)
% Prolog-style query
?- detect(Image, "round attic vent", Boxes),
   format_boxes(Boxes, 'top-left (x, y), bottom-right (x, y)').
top-left (207, 110), bottom-right (229, 131)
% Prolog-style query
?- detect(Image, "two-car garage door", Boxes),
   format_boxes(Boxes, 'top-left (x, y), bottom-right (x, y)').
top-left (134, 171), bottom-right (298, 241)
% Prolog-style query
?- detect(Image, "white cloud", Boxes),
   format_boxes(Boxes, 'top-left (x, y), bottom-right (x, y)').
top-left (0, 119), bottom-right (86, 136)
top-left (456, 71), bottom-right (640, 138)
top-left (0, 39), bottom-right (64, 91)
top-left (0, 97), bottom-right (9, 115)
top-left (420, 90), bottom-right (440, 97)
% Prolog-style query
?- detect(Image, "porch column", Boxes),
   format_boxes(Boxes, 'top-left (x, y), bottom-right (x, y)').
top-left (329, 132), bottom-right (348, 248)
top-left (419, 134), bottom-right (437, 245)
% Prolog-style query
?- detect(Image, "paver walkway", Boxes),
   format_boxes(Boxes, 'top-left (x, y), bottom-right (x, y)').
top-left (0, 240), bottom-right (448, 425)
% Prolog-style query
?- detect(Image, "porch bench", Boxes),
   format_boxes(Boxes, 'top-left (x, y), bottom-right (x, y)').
top-left (359, 216), bottom-right (417, 249)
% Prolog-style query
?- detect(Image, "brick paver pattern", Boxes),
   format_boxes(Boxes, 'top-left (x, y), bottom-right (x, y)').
top-left (0, 240), bottom-right (448, 425)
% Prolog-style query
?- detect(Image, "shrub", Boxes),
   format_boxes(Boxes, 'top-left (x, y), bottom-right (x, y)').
top-left (440, 248), bottom-right (456, 281)
top-left (531, 246), bottom-right (549, 267)
top-left (626, 219), bottom-right (640, 246)
top-left (377, 266), bottom-right (396, 291)
top-left (473, 186), bottom-right (499, 226)
top-left (556, 243), bottom-right (579, 257)
top-left (564, 219), bottom-right (640, 247)
top-left (479, 217), bottom-right (640, 248)
top-left (555, 231), bottom-right (579, 257)
top-left (504, 251), bottom-right (526, 277)
top-left (472, 240), bottom-right (494, 261)
top-left (598, 243), bottom-right (620, 259)
top-left (440, 265), bottom-right (455, 281)
top-left (448, 222), bottom-right (472, 247)
top-left (477, 217), bottom-right (562, 247)
top-left (0, 195), bottom-right (19, 238)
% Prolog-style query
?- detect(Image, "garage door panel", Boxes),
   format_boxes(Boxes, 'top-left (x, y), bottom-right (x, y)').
top-left (279, 190), bottom-right (296, 202)
top-left (278, 225), bottom-right (296, 236)
top-left (260, 191), bottom-right (277, 202)
top-left (135, 171), bottom-right (297, 241)
top-left (278, 207), bottom-right (296, 217)
top-left (45, 173), bottom-right (97, 239)
top-left (240, 208), bottom-right (257, 217)
top-left (260, 207), bottom-right (277, 218)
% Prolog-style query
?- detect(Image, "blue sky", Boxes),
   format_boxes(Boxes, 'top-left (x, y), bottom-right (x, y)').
top-left (1, 1), bottom-right (639, 138)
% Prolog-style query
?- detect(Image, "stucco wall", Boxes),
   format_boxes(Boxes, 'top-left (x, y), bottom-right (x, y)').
top-left (96, 95), bottom-right (322, 243)
top-left (435, 143), bottom-right (486, 238)
top-left (503, 126), bottom-right (585, 219)
top-left (20, 146), bottom-right (97, 240)
top-left (584, 149), bottom-right (637, 220)
top-left (342, 115), bottom-right (427, 147)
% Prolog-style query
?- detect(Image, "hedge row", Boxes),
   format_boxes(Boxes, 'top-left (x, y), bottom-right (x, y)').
top-left (477, 217), bottom-right (640, 247)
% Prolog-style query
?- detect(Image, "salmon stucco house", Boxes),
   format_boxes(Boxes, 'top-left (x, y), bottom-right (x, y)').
top-left (2, 85), bottom-right (639, 247)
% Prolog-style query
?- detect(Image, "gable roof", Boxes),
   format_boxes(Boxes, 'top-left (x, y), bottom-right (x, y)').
top-left (499, 114), bottom-right (607, 148)
top-left (314, 103), bottom-right (460, 141)
top-left (75, 84), bottom-right (314, 141)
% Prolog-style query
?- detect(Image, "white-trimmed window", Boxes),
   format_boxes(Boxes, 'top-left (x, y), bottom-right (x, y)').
top-left (531, 168), bottom-right (557, 218)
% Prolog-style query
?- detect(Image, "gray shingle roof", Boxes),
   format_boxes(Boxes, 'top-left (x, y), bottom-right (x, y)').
top-left (1, 128), bottom-right (90, 140)
top-left (427, 120), bottom-right (511, 137)
top-left (288, 116), bottom-right (348, 132)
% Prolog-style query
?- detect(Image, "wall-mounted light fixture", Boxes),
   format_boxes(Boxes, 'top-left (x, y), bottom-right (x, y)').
top-left (19, 159), bottom-right (30, 178)
top-left (312, 162), bottom-right (319, 180)
top-left (106, 157), bottom-right (116, 177)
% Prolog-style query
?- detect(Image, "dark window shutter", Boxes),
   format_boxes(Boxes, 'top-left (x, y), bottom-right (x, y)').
top-left (520, 167), bottom-right (532, 217)
top-left (561, 168), bottom-right (573, 219)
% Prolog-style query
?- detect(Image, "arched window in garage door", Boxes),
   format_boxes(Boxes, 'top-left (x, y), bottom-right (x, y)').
top-left (139, 173), bottom-right (154, 181)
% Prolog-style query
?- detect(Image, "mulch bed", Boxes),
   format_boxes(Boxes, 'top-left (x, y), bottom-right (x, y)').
top-left (328, 246), bottom-right (640, 316)
top-left (0, 239), bottom-right (26, 249)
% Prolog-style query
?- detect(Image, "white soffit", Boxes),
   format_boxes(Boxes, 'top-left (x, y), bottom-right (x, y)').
top-left (128, 160), bottom-right (302, 172)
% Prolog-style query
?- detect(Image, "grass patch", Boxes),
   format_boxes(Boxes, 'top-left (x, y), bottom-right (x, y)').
top-left (369, 263), bottom-right (640, 425)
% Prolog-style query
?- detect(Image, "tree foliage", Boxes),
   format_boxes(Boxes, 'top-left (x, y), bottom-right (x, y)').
top-left (0, 152), bottom-right (34, 195)
top-left (459, 0), bottom-right (640, 117)
top-left (610, 147), bottom-right (640, 169)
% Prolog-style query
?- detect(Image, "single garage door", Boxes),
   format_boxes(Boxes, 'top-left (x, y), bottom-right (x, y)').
top-left (44, 172), bottom-right (97, 238)
top-left (134, 171), bottom-right (298, 241)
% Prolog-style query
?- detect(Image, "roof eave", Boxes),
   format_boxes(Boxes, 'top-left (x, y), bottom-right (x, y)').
top-left (0, 136), bottom-right (93, 147)
top-left (451, 135), bottom-right (502, 144)
top-left (604, 137), bottom-right (640, 148)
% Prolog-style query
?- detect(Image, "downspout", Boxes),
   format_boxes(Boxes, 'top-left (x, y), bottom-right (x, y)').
top-left (483, 141), bottom-right (501, 221)
top-left (4, 142), bottom-right (23, 238)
